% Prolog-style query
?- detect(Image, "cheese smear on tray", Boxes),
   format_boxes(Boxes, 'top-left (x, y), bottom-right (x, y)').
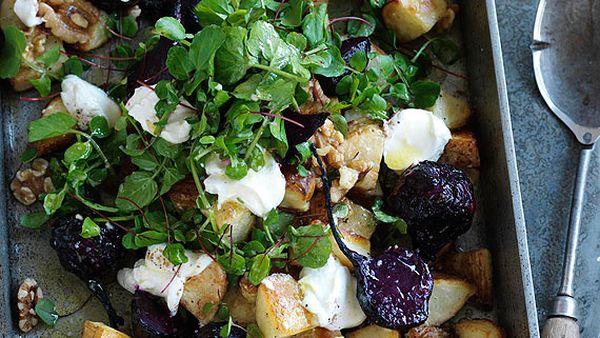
top-left (203, 151), bottom-right (286, 218)
top-left (298, 255), bottom-right (366, 330)
top-left (383, 108), bottom-right (451, 171)
top-left (126, 86), bottom-right (195, 144)
top-left (61, 75), bottom-right (121, 130)
top-left (117, 244), bottom-right (212, 315)
top-left (13, 0), bottom-right (43, 27)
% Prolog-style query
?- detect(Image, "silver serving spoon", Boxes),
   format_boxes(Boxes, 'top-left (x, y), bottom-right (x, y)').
top-left (532, 1), bottom-right (600, 337)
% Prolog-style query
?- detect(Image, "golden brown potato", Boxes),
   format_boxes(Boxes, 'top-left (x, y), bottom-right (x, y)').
top-left (382, 0), bottom-right (448, 43)
top-left (180, 260), bottom-right (227, 324)
top-left (455, 319), bottom-right (506, 338)
top-left (438, 248), bottom-right (493, 307)
top-left (81, 321), bottom-right (130, 338)
top-left (406, 326), bottom-right (452, 338)
top-left (256, 273), bottom-right (317, 337)
top-left (329, 230), bottom-right (370, 270)
top-left (223, 286), bottom-right (256, 325)
top-left (428, 91), bottom-right (472, 130)
top-left (213, 200), bottom-right (256, 243)
top-left (336, 198), bottom-right (376, 239)
top-left (166, 176), bottom-right (198, 211)
top-left (239, 274), bottom-right (258, 303)
top-left (425, 274), bottom-right (476, 326)
top-left (293, 328), bottom-right (343, 338)
top-left (440, 131), bottom-right (480, 170)
top-left (281, 165), bottom-right (317, 212)
top-left (346, 324), bottom-right (400, 338)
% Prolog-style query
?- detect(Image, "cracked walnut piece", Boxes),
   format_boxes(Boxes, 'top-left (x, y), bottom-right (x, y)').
top-left (17, 278), bottom-right (43, 333)
top-left (10, 158), bottom-right (55, 205)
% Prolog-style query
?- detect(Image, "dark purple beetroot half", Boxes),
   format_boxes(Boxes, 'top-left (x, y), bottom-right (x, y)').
top-left (388, 161), bottom-right (476, 257)
top-left (315, 37), bottom-right (371, 96)
top-left (132, 290), bottom-right (192, 338)
top-left (193, 322), bottom-right (246, 338)
top-left (354, 246), bottom-right (433, 329)
top-left (50, 215), bottom-right (124, 281)
top-left (283, 109), bottom-right (328, 160)
top-left (310, 144), bottom-right (434, 330)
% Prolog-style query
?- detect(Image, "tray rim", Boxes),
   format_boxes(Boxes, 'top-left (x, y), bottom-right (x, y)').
top-left (0, 0), bottom-right (540, 336)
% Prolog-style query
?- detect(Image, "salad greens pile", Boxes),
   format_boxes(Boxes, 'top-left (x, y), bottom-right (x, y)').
top-left (10, 0), bottom-right (461, 286)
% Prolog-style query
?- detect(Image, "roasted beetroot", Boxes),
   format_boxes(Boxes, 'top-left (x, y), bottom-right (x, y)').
top-left (316, 37), bottom-right (372, 96)
top-left (283, 109), bottom-right (328, 156)
top-left (193, 322), bottom-right (246, 338)
top-left (132, 290), bottom-right (194, 338)
top-left (310, 144), bottom-right (433, 330)
top-left (50, 215), bottom-right (124, 280)
top-left (388, 161), bottom-right (475, 256)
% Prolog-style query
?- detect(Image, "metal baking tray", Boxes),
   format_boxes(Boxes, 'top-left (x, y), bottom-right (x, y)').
top-left (0, 0), bottom-right (539, 336)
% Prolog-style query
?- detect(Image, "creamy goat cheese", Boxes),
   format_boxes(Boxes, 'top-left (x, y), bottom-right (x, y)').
top-left (13, 0), bottom-right (43, 27)
top-left (298, 255), bottom-right (366, 330)
top-left (117, 244), bottom-right (212, 315)
top-left (60, 75), bottom-right (121, 130)
top-left (383, 108), bottom-right (451, 171)
top-left (203, 151), bottom-right (286, 218)
top-left (126, 86), bottom-right (194, 144)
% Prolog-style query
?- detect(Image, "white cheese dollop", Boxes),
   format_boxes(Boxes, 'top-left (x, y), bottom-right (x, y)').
top-left (60, 75), bottom-right (121, 130)
top-left (383, 108), bottom-right (451, 171)
top-left (203, 152), bottom-right (286, 218)
top-left (117, 244), bottom-right (212, 315)
top-left (125, 86), bottom-right (194, 144)
top-left (13, 0), bottom-right (43, 27)
top-left (298, 256), bottom-right (366, 331)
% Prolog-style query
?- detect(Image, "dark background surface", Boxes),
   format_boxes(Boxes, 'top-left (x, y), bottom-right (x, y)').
top-left (496, 1), bottom-right (600, 336)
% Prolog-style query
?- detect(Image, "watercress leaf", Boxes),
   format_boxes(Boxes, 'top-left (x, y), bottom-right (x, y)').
top-left (166, 45), bottom-right (193, 80)
top-left (430, 38), bottom-right (462, 65)
top-left (220, 317), bottom-right (233, 338)
top-left (369, 0), bottom-right (386, 7)
top-left (63, 56), bottom-right (84, 76)
top-left (20, 147), bottom-right (37, 163)
top-left (0, 26), bottom-right (26, 79)
top-left (35, 298), bottom-right (58, 326)
top-left (218, 252), bottom-right (246, 276)
top-left (122, 232), bottom-right (139, 249)
top-left (349, 50), bottom-right (368, 72)
top-left (118, 15), bottom-right (138, 38)
top-left (232, 74), bottom-right (262, 100)
top-left (29, 75), bottom-right (52, 97)
top-left (43, 189), bottom-right (65, 215)
top-left (411, 80), bottom-right (441, 108)
top-left (80, 217), bottom-right (101, 238)
top-left (313, 46), bottom-right (345, 77)
top-left (116, 171), bottom-right (158, 211)
top-left (247, 21), bottom-right (280, 60)
top-left (163, 243), bottom-right (189, 265)
top-left (64, 142), bottom-right (92, 164)
top-left (152, 138), bottom-right (180, 159)
top-left (134, 230), bottom-right (168, 247)
top-left (329, 113), bottom-right (348, 137)
top-left (67, 168), bottom-right (87, 187)
top-left (289, 224), bottom-right (331, 268)
top-left (87, 168), bottom-right (108, 187)
top-left (389, 82), bottom-right (410, 102)
top-left (372, 198), bottom-right (399, 223)
top-left (214, 26), bottom-right (249, 85)
top-left (248, 254), bottom-right (271, 285)
top-left (225, 158), bottom-right (248, 180)
top-left (279, 0), bottom-right (304, 28)
top-left (155, 17), bottom-right (186, 41)
top-left (28, 112), bottom-right (77, 142)
top-left (122, 134), bottom-right (145, 157)
top-left (131, 152), bottom-right (159, 171)
top-left (160, 164), bottom-right (185, 194)
top-left (20, 211), bottom-right (49, 229)
top-left (347, 14), bottom-right (376, 38)
top-left (302, 5), bottom-right (328, 48)
top-left (89, 116), bottom-right (110, 138)
top-left (286, 32), bottom-right (307, 51)
top-left (37, 45), bottom-right (61, 66)
top-left (189, 25), bottom-right (226, 74)
top-left (194, 0), bottom-right (234, 27)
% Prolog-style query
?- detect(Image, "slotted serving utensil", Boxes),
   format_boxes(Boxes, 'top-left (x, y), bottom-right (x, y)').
top-left (532, 0), bottom-right (600, 337)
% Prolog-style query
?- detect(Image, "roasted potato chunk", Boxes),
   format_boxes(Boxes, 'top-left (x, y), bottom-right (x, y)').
top-left (81, 320), bottom-right (130, 338)
top-left (406, 326), bottom-right (451, 338)
top-left (382, 0), bottom-right (448, 43)
top-left (180, 260), bottom-right (227, 324)
top-left (256, 273), bottom-right (317, 337)
top-left (223, 286), bottom-right (256, 325)
top-left (329, 230), bottom-right (370, 270)
top-left (281, 165), bottom-right (317, 212)
top-left (428, 91), bottom-right (472, 130)
top-left (425, 274), bottom-right (476, 326)
top-left (440, 131), bottom-right (480, 170)
top-left (213, 200), bottom-right (256, 243)
top-left (293, 328), bottom-right (343, 338)
top-left (438, 248), bottom-right (493, 307)
top-left (455, 319), bottom-right (506, 338)
top-left (347, 324), bottom-right (400, 338)
top-left (166, 176), bottom-right (198, 211)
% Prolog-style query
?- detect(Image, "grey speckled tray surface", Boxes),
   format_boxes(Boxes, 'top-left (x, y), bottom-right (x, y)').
top-left (1, 1), bottom-right (540, 337)
top-left (496, 1), bottom-right (600, 337)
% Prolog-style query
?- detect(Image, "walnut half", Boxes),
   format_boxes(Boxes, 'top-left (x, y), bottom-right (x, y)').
top-left (17, 278), bottom-right (43, 333)
top-left (10, 158), bottom-right (55, 206)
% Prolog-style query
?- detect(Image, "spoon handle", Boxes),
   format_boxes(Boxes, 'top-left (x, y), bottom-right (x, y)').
top-left (542, 145), bottom-right (593, 337)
